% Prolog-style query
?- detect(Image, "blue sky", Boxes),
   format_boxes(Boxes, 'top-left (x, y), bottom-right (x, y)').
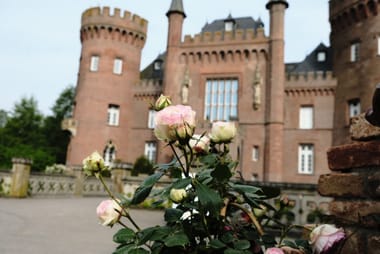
top-left (0, 0), bottom-right (329, 116)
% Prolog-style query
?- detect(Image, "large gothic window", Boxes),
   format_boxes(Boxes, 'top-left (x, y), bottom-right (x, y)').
top-left (204, 78), bottom-right (238, 121)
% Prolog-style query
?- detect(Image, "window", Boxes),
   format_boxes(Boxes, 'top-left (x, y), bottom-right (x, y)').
top-left (113, 58), bottom-right (123, 75)
top-left (298, 144), bottom-right (314, 174)
top-left (90, 55), bottom-right (99, 72)
top-left (252, 146), bottom-right (259, 161)
top-left (204, 78), bottom-right (238, 121)
top-left (144, 142), bottom-right (157, 162)
top-left (154, 61), bottom-right (162, 70)
top-left (103, 142), bottom-right (116, 166)
top-left (317, 51), bottom-right (326, 62)
top-left (348, 99), bottom-right (361, 118)
top-left (378, 37), bottom-right (380, 56)
top-left (148, 110), bottom-right (156, 129)
top-left (299, 106), bottom-right (313, 129)
top-left (350, 42), bottom-right (360, 62)
top-left (107, 104), bottom-right (120, 126)
top-left (225, 21), bottom-right (234, 31)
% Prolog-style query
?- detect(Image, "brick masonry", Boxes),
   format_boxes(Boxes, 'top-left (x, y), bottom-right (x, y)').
top-left (318, 139), bottom-right (380, 253)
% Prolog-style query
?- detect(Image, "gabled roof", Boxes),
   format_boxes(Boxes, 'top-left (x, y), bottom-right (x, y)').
top-left (286, 43), bottom-right (333, 73)
top-left (140, 53), bottom-right (166, 80)
top-left (166, 0), bottom-right (186, 17)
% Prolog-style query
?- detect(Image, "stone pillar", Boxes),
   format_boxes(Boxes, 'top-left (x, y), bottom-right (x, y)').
top-left (318, 116), bottom-right (380, 254)
top-left (72, 167), bottom-right (84, 196)
top-left (9, 158), bottom-right (32, 198)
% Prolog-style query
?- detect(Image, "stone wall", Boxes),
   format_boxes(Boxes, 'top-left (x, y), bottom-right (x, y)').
top-left (318, 138), bottom-right (380, 253)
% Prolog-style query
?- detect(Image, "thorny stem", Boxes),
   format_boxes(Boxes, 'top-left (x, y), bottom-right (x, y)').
top-left (279, 224), bottom-right (311, 245)
top-left (230, 202), bottom-right (264, 236)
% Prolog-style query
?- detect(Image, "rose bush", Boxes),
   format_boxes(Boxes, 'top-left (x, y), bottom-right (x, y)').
top-left (87, 96), bottom-right (345, 254)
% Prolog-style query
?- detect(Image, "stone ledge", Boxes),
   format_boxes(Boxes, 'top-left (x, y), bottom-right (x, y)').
top-left (329, 200), bottom-right (380, 228)
top-left (327, 140), bottom-right (380, 170)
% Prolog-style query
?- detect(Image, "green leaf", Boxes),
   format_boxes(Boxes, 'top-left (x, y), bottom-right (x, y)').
top-left (224, 248), bottom-right (250, 254)
top-left (233, 240), bottom-right (250, 250)
top-left (194, 181), bottom-right (223, 215)
top-left (113, 228), bottom-right (136, 244)
top-left (171, 177), bottom-right (192, 189)
top-left (211, 163), bottom-right (232, 182)
top-left (130, 172), bottom-right (164, 205)
top-left (164, 232), bottom-right (189, 247)
top-left (199, 153), bottom-right (218, 165)
top-left (283, 240), bottom-right (298, 249)
top-left (221, 231), bottom-right (234, 244)
top-left (128, 248), bottom-right (150, 254)
top-left (113, 244), bottom-right (135, 254)
top-left (137, 226), bottom-right (157, 245)
top-left (231, 183), bottom-right (262, 195)
top-left (164, 208), bottom-right (183, 223)
top-left (209, 239), bottom-right (226, 249)
top-left (149, 226), bottom-right (171, 241)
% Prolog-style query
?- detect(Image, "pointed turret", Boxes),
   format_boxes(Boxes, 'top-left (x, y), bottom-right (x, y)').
top-left (166, 0), bottom-right (186, 17)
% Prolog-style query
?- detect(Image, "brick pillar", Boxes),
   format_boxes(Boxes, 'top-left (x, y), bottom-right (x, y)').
top-left (9, 158), bottom-right (32, 198)
top-left (318, 140), bottom-right (380, 254)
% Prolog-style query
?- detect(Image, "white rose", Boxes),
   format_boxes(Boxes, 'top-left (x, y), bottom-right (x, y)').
top-left (210, 122), bottom-right (237, 143)
top-left (170, 188), bottom-right (187, 203)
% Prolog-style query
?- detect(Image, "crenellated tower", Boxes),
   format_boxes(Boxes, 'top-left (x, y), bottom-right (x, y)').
top-left (330, 0), bottom-right (380, 145)
top-left (66, 7), bottom-right (147, 166)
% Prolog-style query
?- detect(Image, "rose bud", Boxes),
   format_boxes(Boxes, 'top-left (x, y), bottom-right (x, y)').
top-left (154, 94), bottom-right (172, 111)
top-left (170, 188), bottom-right (187, 203)
top-left (265, 247), bottom-right (284, 254)
top-left (210, 121), bottom-right (237, 143)
top-left (154, 105), bottom-right (196, 143)
top-left (96, 199), bottom-right (123, 227)
top-left (310, 224), bottom-right (345, 254)
top-left (82, 151), bottom-right (106, 176)
top-left (189, 134), bottom-right (210, 153)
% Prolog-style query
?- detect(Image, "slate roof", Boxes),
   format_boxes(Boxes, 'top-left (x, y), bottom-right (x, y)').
top-left (286, 43), bottom-right (333, 73)
top-left (201, 16), bottom-right (264, 33)
top-left (140, 53), bottom-right (165, 80)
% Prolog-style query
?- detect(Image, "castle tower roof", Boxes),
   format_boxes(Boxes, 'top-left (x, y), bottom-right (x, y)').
top-left (266, 0), bottom-right (289, 9)
top-left (166, 0), bottom-right (186, 18)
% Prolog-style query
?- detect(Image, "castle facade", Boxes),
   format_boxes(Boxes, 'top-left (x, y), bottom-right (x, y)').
top-left (65, 0), bottom-right (380, 184)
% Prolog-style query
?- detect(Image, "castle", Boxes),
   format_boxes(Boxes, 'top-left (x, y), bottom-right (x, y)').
top-left (64, 0), bottom-right (380, 184)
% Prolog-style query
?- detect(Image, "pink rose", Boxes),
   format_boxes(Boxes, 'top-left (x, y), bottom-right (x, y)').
top-left (210, 121), bottom-right (237, 143)
top-left (154, 105), bottom-right (196, 142)
top-left (96, 199), bottom-right (122, 226)
top-left (265, 247), bottom-right (284, 254)
top-left (189, 134), bottom-right (210, 153)
top-left (310, 224), bottom-right (345, 254)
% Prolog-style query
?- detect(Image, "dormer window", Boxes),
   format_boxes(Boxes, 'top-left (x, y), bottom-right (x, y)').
top-left (317, 51), bottom-right (326, 62)
top-left (225, 21), bottom-right (234, 31)
top-left (224, 14), bottom-right (235, 32)
top-left (154, 61), bottom-right (162, 71)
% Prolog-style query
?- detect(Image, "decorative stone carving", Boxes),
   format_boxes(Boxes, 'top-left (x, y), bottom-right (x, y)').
top-left (181, 67), bottom-right (191, 104)
top-left (252, 66), bottom-right (262, 110)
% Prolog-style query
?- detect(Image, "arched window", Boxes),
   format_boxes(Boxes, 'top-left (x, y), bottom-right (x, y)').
top-left (103, 141), bottom-right (116, 166)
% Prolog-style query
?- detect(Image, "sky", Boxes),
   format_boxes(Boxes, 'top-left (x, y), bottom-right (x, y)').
top-left (0, 0), bottom-right (329, 116)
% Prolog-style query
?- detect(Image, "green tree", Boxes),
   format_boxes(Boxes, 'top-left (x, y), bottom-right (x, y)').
top-left (43, 85), bottom-right (75, 164)
top-left (0, 97), bottom-right (54, 171)
top-left (131, 156), bottom-right (155, 176)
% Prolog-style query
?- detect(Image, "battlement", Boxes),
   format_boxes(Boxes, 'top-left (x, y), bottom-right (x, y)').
top-left (81, 7), bottom-right (148, 35)
top-left (286, 71), bottom-right (335, 83)
top-left (182, 27), bottom-right (266, 46)
top-left (134, 79), bottom-right (163, 99)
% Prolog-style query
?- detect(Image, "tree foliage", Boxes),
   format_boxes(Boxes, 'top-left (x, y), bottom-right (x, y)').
top-left (0, 85), bottom-right (75, 171)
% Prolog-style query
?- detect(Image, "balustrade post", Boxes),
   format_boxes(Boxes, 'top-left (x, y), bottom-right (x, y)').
top-left (9, 158), bottom-right (32, 198)
top-left (73, 167), bottom-right (84, 196)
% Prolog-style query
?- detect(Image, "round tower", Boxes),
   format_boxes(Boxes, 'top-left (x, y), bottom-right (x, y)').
top-left (66, 7), bottom-right (147, 166)
top-left (330, 0), bottom-right (380, 145)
